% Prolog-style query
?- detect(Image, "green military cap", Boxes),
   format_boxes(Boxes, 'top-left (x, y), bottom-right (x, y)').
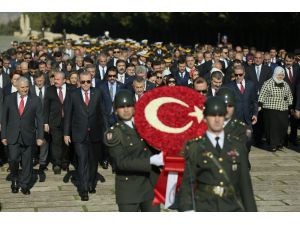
top-left (216, 87), bottom-right (236, 107)
top-left (203, 96), bottom-right (227, 116)
top-left (114, 89), bottom-right (135, 109)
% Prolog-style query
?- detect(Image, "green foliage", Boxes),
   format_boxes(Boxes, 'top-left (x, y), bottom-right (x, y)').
top-left (0, 19), bottom-right (20, 35)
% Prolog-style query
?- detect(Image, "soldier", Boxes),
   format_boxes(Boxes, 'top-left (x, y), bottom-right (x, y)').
top-left (178, 96), bottom-right (257, 212)
top-left (216, 87), bottom-right (252, 169)
top-left (103, 89), bottom-right (163, 212)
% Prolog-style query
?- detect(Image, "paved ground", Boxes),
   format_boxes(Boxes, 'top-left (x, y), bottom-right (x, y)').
top-left (1, 145), bottom-right (300, 212)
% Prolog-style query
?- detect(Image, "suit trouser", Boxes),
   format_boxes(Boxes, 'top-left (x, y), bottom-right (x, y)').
top-left (252, 110), bottom-right (264, 145)
top-left (73, 134), bottom-right (100, 194)
top-left (50, 125), bottom-right (69, 167)
top-left (289, 113), bottom-right (299, 141)
top-left (118, 199), bottom-right (160, 212)
top-left (8, 134), bottom-right (33, 189)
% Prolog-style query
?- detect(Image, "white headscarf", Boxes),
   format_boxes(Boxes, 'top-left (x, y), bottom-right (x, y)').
top-left (272, 66), bottom-right (285, 84)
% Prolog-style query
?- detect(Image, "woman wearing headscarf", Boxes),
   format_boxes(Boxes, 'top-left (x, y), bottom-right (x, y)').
top-left (258, 66), bottom-right (293, 152)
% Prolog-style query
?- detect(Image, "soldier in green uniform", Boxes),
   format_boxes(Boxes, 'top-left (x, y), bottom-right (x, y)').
top-left (103, 89), bottom-right (163, 212)
top-left (216, 87), bottom-right (252, 169)
top-left (178, 96), bottom-right (257, 212)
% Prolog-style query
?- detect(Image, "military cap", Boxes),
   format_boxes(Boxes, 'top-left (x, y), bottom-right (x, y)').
top-left (216, 87), bottom-right (236, 107)
top-left (114, 89), bottom-right (135, 109)
top-left (203, 96), bottom-right (227, 116)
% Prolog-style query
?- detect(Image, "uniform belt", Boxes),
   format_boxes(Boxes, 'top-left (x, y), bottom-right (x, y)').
top-left (202, 185), bottom-right (234, 198)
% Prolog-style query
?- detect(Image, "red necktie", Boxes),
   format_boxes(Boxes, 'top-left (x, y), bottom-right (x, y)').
top-left (240, 82), bottom-right (245, 94)
top-left (288, 67), bottom-right (293, 82)
top-left (19, 96), bottom-right (25, 116)
top-left (58, 87), bottom-right (64, 103)
top-left (84, 91), bottom-right (89, 106)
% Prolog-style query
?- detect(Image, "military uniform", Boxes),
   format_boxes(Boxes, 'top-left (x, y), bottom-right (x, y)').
top-left (224, 119), bottom-right (247, 144)
top-left (178, 133), bottom-right (257, 212)
top-left (103, 121), bottom-right (160, 212)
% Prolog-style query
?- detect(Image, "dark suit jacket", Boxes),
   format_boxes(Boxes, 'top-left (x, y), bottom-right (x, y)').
top-left (125, 78), bottom-right (155, 93)
top-left (174, 70), bottom-right (190, 86)
top-left (0, 87), bottom-right (3, 126)
top-left (43, 84), bottom-right (75, 127)
top-left (3, 84), bottom-right (14, 97)
top-left (245, 64), bottom-right (272, 93)
top-left (0, 73), bottom-right (10, 89)
top-left (284, 65), bottom-right (300, 108)
top-left (30, 85), bottom-right (49, 108)
top-left (197, 60), bottom-right (226, 76)
top-left (99, 81), bottom-right (124, 126)
top-left (95, 65), bottom-right (107, 81)
top-left (63, 87), bottom-right (107, 143)
top-left (1, 92), bottom-right (44, 145)
top-left (225, 80), bottom-right (258, 126)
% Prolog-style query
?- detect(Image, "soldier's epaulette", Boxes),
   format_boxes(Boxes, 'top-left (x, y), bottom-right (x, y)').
top-left (233, 119), bottom-right (246, 127)
top-left (103, 124), bottom-right (122, 147)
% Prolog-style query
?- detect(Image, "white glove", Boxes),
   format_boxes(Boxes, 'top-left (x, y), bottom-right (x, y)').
top-left (150, 152), bottom-right (164, 166)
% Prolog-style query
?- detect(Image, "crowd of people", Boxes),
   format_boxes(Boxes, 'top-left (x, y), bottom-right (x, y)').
top-left (0, 36), bottom-right (300, 211)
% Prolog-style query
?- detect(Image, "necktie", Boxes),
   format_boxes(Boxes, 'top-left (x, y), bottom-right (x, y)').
top-left (102, 67), bottom-right (105, 79)
top-left (288, 67), bottom-right (293, 82)
top-left (240, 82), bottom-right (245, 94)
top-left (84, 91), bottom-right (89, 106)
top-left (256, 66), bottom-right (260, 81)
top-left (19, 96), bottom-right (25, 116)
top-left (58, 87), bottom-right (64, 104)
top-left (215, 136), bottom-right (222, 153)
top-left (109, 83), bottom-right (114, 100)
top-left (38, 88), bottom-right (43, 100)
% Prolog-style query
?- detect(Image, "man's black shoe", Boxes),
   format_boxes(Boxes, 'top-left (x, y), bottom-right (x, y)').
top-left (61, 163), bottom-right (69, 171)
top-left (100, 160), bottom-right (109, 170)
top-left (89, 187), bottom-right (96, 194)
top-left (80, 193), bottom-right (89, 201)
top-left (39, 165), bottom-right (48, 171)
top-left (21, 188), bottom-right (31, 195)
top-left (11, 181), bottom-right (19, 193)
top-left (53, 166), bottom-right (61, 174)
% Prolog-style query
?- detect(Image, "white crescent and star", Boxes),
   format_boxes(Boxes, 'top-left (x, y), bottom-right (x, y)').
top-left (144, 97), bottom-right (203, 134)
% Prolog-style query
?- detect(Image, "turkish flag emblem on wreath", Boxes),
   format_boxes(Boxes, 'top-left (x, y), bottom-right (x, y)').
top-left (134, 86), bottom-right (207, 208)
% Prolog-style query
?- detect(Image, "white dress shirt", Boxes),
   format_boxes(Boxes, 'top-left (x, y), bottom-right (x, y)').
top-left (0, 74), bottom-right (3, 88)
top-left (56, 84), bottom-right (66, 100)
top-left (236, 79), bottom-right (246, 91)
top-left (35, 86), bottom-right (45, 98)
top-left (17, 93), bottom-right (28, 107)
top-left (206, 130), bottom-right (225, 149)
top-left (11, 85), bottom-right (17, 93)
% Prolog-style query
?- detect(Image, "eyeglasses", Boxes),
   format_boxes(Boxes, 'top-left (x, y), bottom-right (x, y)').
top-left (108, 75), bottom-right (117, 78)
top-left (197, 90), bottom-right (208, 94)
top-left (168, 80), bottom-right (176, 83)
top-left (156, 76), bottom-right (163, 79)
top-left (113, 51), bottom-right (120, 54)
top-left (80, 80), bottom-right (91, 84)
top-left (227, 104), bottom-right (234, 108)
top-left (24, 57), bottom-right (32, 60)
top-left (234, 73), bottom-right (244, 77)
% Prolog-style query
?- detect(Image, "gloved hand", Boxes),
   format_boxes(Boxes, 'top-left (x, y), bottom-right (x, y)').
top-left (150, 152), bottom-right (164, 166)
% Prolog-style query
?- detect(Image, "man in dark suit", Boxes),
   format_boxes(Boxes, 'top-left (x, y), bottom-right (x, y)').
top-left (0, 87), bottom-right (5, 167)
top-left (0, 60), bottom-right (11, 89)
top-left (44, 71), bottom-right (74, 174)
top-left (245, 52), bottom-right (272, 146)
top-left (1, 77), bottom-right (44, 195)
top-left (225, 65), bottom-right (258, 133)
top-left (64, 71), bottom-right (107, 201)
top-left (30, 71), bottom-right (49, 171)
top-left (85, 64), bottom-right (101, 88)
top-left (107, 47), bottom-right (121, 68)
top-left (95, 53), bottom-right (108, 81)
top-left (116, 59), bottom-right (133, 85)
top-left (173, 58), bottom-right (190, 86)
top-left (207, 71), bottom-right (223, 97)
top-left (283, 54), bottom-right (300, 146)
top-left (125, 65), bottom-right (155, 92)
top-left (99, 67), bottom-right (124, 127)
top-left (53, 51), bottom-right (67, 72)
top-left (24, 60), bottom-right (39, 87)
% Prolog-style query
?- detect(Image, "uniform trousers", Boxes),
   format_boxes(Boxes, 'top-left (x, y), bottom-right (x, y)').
top-left (118, 199), bottom-right (160, 212)
top-left (8, 134), bottom-right (33, 189)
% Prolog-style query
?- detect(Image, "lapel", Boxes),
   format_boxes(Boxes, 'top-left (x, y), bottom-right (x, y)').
top-left (22, 95), bottom-right (31, 115)
top-left (204, 134), bottom-right (219, 156)
top-left (87, 88), bottom-right (96, 112)
top-left (219, 136), bottom-right (231, 159)
top-left (120, 121), bottom-right (136, 136)
top-left (54, 86), bottom-right (62, 105)
top-left (78, 89), bottom-right (88, 111)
